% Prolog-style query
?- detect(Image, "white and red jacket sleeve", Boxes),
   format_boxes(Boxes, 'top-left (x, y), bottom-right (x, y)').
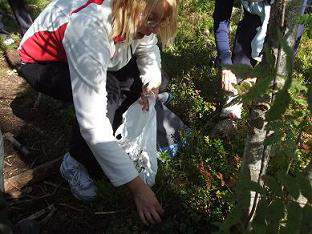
top-left (135, 35), bottom-right (162, 90)
top-left (63, 13), bottom-right (139, 187)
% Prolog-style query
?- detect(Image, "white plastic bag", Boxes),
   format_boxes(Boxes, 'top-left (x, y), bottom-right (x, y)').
top-left (115, 97), bottom-right (158, 186)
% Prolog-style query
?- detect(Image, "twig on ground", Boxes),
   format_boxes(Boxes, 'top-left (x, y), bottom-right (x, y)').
top-left (30, 158), bottom-right (38, 168)
top-left (40, 205), bottom-right (57, 225)
top-left (94, 209), bottom-right (128, 215)
top-left (4, 160), bottom-right (13, 167)
top-left (9, 180), bottom-right (63, 206)
top-left (4, 156), bottom-right (63, 194)
top-left (17, 204), bottom-right (55, 224)
top-left (51, 181), bottom-right (63, 194)
top-left (43, 181), bottom-right (59, 187)
top-left (3, 132), bottom-right (30, 155)
top-left (8, 168), bottom-right (18, 177)
top-left (28, 147), bottom-right (40, 152)
top-left (44, 181), bottom-right (69, 192)
top-left (9, 193), bottom-right (52, 206)
top-left (58, 203), bottom-right (83, 212)
top-left (54, 134), bottom-right (64, 146)
top-left (5, 154), bottom-right (15, 159)
top-left (39, 184), bottom-right (48, 194)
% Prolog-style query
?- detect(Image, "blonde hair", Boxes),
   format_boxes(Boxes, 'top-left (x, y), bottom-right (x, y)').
top-left (112, 0), bottom-right (177, 47)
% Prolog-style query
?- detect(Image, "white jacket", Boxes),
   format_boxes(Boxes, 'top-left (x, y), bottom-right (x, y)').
top-left (18, 0), bottom-right (162, 186)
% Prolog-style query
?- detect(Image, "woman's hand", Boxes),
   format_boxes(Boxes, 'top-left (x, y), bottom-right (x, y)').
top-left (139, 83), bottom-right (159, 111)
top-left (221, 69), bottom-right (237, 93)
top-left (127, 177), bottom-right (164, 225)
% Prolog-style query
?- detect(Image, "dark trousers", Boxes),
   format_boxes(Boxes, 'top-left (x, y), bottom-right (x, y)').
top-left (232, 11), bottom-right (261, 68)
top-left (20, 59), bottom-right (167, 179)
top-left (7, 0), bottom-right (33, 36)
top-left (233, 6), bottom-right (307, 69)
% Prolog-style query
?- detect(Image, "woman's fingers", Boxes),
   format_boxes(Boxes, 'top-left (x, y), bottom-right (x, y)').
top-left (139, 210), bottom-right (149, 225)
top-left (139, 85), bottom-right (160, 111)
top-left (149, 208), bottom-right (162, 224)
top-left (139, 95), bottom-right (149, 111)
top-left (221, 69), bottom-right (237, 93)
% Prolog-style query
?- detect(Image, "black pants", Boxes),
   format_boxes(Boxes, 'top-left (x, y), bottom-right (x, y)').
top-left (233, 7), bottom-right (307, 69)
top-left (7, 0), bottom-right (33, 36)
top-left (20, 59), bottom-right (167, 179)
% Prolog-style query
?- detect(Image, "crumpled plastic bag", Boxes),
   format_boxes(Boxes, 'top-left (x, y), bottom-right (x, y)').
top-left (115, 96), bottom-right (158, 186)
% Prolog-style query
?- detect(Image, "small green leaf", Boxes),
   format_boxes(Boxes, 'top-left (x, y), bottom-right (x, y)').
top-left (252, 198), bottom-right (268, 231)
top-left (267, 199), bottom-right (285, 233)
top-left (296, 173), bottom-right (312, 202)
top-left (253, 223), bottom-right (266, 234)
top-left (236, 81), bottom-right (253, 95)
top-left (262, 175), bottom-right (283, 197)
top-left (300, 205), bottom-right (312, 234)
top-left (266, 90), bottom-right (290, 121)
top-left (218, 205), bottom-right (243, 234)
top-left (222, 64), bottom-right (254, 80)
top-left (245, 181), bottom-right (266, 194)
top-left (278, 173), bottom-right (300, 200)
top-left (244, 73), bottom-right (273, 100)
top-left (263, 45), bottom-right (275, 67)
top-left (264, 131), bottom-right (282, 146)
top-left (282, 202), bottom-right (302, 234)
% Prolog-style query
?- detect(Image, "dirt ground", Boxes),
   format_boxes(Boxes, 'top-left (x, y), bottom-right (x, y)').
top-left (0, 48), bottom-right (141, 234)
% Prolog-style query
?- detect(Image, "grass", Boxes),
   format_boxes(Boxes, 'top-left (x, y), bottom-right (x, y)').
top-left (1, 0), bottom-right (311, 233)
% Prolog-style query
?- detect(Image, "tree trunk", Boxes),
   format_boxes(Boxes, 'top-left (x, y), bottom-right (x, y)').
top-left (240, 0), bottom-right (305, 228)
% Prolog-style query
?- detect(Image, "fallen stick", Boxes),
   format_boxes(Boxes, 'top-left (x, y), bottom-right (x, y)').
top-left (3, 132), bottom-right (30, 155)
top-left (4, 156), bottom-right (63, 194)
top-left (58, 203), bottom-right (83, 212)
top-left (40, 205), bottom-right (57, 225)
top-left (17, 204), bottom-right (55, 224)
top-left (94, 209), bottom-right (128, 215)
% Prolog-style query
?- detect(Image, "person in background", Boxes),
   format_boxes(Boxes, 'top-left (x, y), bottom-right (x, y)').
top-left (18, 0), bottom-right (177, 225)
top-left (213, 0), bottom-right (311, 130)
top-left (7, 0), bottom-right (33, 36)
top-left (0, 0), bottom-right (33, 44)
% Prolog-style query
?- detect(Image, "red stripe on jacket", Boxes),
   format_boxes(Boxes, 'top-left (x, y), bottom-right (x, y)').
top-left (18, 23), bottom-right (68, 63)
top-left (71, 0), bottom-right (104, 14)
top-left (19, 0), bottom-right (105, 63)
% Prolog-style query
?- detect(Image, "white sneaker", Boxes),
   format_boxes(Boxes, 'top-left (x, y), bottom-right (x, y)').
top-left (220, 94), bottom-right (242, 120)
top-left (157, 92), bottom-right (174, 105)
top-left (60, 153), bottom-right (97, 202)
